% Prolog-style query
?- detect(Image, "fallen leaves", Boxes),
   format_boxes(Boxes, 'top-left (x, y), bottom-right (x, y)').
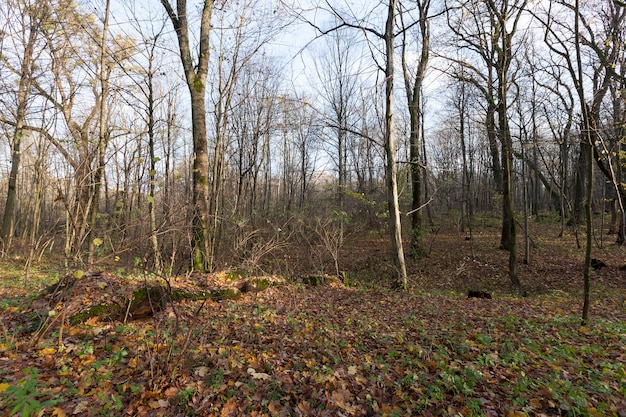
top-left (1, 225), bottom-right (626, 416)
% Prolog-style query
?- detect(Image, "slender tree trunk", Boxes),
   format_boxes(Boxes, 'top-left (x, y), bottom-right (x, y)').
top-left (402, 1), bottom-right (430, 255)
top-left (559, 135), bottom-right (568, 236)
top-left (29, 141), bottom-right (46, 245)
top-left (486, 103), bottom-right (503, 192)
top-left (521, 136), bottom-right (530, 265)
top-left (1, 15), bottom-right (39, 249)
top-left (147, 43), bottom-right (162, 274)
top-left (574, 0), bottom-right (591, 322)
top-left (190, 86), bottom-right (212, 272)
top-left (573, 143), bottom-right (587, 226)
top-left (408, 75), bottom-right (423, 252)
top-left (384, 0), bottom-right (408, 290)
top-left (1, 120), bottom-right (24, 250)
top-left (459, 83), bottom-right (471, 235)
top-left (87, 0), bottom-right (111, 265)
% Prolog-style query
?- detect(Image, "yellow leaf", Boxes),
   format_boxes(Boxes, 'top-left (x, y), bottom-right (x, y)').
top-left (128, 357), bottom-right (138, 369)
top-left (52, 407), bottom-right (66, 417)
top-left (40, 347), bottom-right (56, 356)
top-left (0, 383), bottom-right (9, 392)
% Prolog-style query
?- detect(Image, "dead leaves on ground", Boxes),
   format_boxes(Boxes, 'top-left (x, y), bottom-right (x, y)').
top-left (1, 279), bottom-right (626, 416)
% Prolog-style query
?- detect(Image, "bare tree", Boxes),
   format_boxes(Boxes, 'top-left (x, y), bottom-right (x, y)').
top-left (86, 0), bottom-right (112, 265)
top-left (205, 1), bottom-right (286, 267)
top-left (227, 57), bottom-right (281, 218)
top-left (399, 0), bottom-right (435, 255)
top-left (292, 0), bottom-right (408, 288)
top-left (0, 0), bottom-right (48, 250)
top-left (1, 0), bottom-right (123, 263)
top-left (314, 26), bottom-right (362, 208)
top-left (538, 0), bottom-right (626, 321)
top-left (445, 0), bottom-right (527, 286)
top-left (159, 0), bottom-right (214, 272)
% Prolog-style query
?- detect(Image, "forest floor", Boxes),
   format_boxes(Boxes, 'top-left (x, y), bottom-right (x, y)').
top-left (1, 219), bottom-right (626, 416)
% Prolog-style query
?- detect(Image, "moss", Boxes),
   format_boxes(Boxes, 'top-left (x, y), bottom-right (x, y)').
top-left (224, 269), bottom-right (247, 281)
top-left (171, 290), bottom-right (214, 301)
top-left (302, 275), bottom-right (325, 286)
top-left (131, 286), bottom-right (165, 309)
top-left (192, 249), bottom-right (206, 273)
top-left (216, 288), bottom-right (241, 301)
top-left (70, 303), bottom-right (120, 325)
top-left (193, 77), bottom-right (204, 93)
top-left (243, 279), bottom-right (270, 292)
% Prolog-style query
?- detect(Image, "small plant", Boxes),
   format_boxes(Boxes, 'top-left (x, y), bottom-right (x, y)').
top-left (312, 210), bottom-right (350, 277)
top-left (1, 368), bottom-right (63, 417)
top-left (97, 391), bottom-right (123, 414)
top-left (176, 386), bottom-right (196, 411)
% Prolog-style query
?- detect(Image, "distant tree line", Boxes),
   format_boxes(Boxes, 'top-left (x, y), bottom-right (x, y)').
top-left (0, 0), bottom-right (623, 292)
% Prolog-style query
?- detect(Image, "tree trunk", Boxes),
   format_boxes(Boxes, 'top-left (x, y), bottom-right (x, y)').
top-left (401, 1), bottom-right (430, 255)
top-left (500, 115), bottom-right (519, 286)
top-left (572, 142), bottom-right (588, 225)
top-left (87, 0), bottom-right (111, 266)
top-left (190, 86), bottom-right (212, 272)
top-left (486, 102), bottom-right (503, 193)
top-left (384, 0), bottom-right (408, 290)
top-left (1, 11), bottom-right (39, 249)
top-left (160, 0), bottom-right (214, 273)
top-left (147, 43), bottom-right (162, 274)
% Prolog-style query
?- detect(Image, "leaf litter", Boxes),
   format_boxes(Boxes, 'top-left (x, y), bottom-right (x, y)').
top-left (1, 225), bottom-right (626, 416)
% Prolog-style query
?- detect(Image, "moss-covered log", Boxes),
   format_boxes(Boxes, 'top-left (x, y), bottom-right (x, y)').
top-left (302, 275), bottom-right (325, 286)
top-left (55, 273), bottom-right (281, 325)
top-left (69, 286), bottom-right (167, 324)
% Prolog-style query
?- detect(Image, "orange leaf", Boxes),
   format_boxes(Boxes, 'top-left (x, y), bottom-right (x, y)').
top-left (268, 400), bottom-right (282, 415)
top-left (297, 401), bottom-right (312, 414)
top-left (220, 400), bottom-right (238, 417)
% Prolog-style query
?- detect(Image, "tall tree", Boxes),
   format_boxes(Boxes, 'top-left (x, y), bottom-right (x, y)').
top-left (446, 0), bottom-right (527, 286)
top-left (0, 0), bottom-right (48, 249)
top-left (121, 3), bottom-right (172, 274)
top-left (87, 0), bottom-right (112, 265)
top-left (159, 0), bottom-right (214, 272)
top-left (3, 0), bottom-right (119, 263)
top-left (399, 0), bottom-right (433, 256)
top-left (384, 0), bottom-right (409, 289)
top-left (538, 0), bottom-right (626, 320)
top-left (297, 0), bottom-right (408, 288)
top-left (315, 26), bottom-right (361, 208)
